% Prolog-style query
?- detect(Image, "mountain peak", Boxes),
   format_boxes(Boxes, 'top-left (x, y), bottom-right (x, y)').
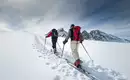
top-left (57, 28), bottom-right (68, 37)
top-left (57, 28), bottom-right (130, 43)
top-left (83, 29), bottom-right (130, 43)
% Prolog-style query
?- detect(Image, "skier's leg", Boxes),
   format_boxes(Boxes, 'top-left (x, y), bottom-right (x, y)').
top-left (52, 39), bottom-right (54, 49)
top-left (55, 37), bottom-right (58, 52)
top-left (71, 41), bottom-right (81, 67)
top-left (54, 42), bottom-right (56, 53)
top-left (71, 41), bottom-right (79, 61)
top-left (52, 38), bottom-right (57, 53)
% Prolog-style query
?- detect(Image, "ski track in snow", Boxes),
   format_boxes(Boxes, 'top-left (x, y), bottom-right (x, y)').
top-left (32, 34), bottom-right (127, 80)
top-left (32, 35), bottom-right (89, 80)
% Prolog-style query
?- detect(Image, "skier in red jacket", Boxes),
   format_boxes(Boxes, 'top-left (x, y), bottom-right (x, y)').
top-left (46, 28), bottom-right (58, 53)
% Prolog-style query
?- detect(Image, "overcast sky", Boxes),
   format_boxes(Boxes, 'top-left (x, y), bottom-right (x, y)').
top-left (0, 0), bottom-right (130, 38)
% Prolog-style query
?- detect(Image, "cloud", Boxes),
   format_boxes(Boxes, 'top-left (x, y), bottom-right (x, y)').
top-left (0, 0), bottom-right (130, 36)
top-left (0, 0), bottom-right (86, 29)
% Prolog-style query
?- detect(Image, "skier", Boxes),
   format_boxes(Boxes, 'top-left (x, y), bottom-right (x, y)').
top-left (46, 28), bottom-right (58, 53)
top-left (63, 24), bottom-right (84, 68)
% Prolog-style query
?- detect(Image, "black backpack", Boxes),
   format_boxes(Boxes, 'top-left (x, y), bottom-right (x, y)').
top-left (52, 29), bottom-right (58, 37)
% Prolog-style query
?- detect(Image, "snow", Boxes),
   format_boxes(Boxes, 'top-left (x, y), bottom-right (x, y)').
top-left (0, 32), bottom-right (57, 80)
top-left (80, 40), bottom-right (130, 78)
top-left (0, 30), bottom-right (129, 80)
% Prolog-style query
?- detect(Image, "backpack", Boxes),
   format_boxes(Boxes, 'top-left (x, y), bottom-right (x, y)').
top-left (73, 26), bottom-right (81, 41)
top-left (52, 29), bottom-right (58, 37)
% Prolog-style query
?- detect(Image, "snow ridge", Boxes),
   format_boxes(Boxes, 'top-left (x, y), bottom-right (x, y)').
top-left (57, 28), bottom-right (130, 43)
top-left (82, 30), bottom-right (130, 43)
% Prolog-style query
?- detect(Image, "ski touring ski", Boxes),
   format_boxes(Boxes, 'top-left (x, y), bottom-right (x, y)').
top-left (38, 48), bottom-right (99, 80)
top-left (65, 59), bottom-right (99, 80)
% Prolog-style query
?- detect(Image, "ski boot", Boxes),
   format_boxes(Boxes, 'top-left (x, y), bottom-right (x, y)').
top-left (74, 59), bottom-right (81, 68)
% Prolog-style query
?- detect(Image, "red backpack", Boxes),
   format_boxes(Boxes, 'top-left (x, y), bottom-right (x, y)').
top-left (73, 26), bottom-right (81, 41)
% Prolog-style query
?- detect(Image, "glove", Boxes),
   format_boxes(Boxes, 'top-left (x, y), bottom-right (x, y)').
top-left (45, 36), bottom-right (48, 38)
top-left (63, 40), bottom-right (67, 44)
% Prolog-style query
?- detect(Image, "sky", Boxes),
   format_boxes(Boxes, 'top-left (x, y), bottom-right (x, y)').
top-left (0, 0), bottom-right (130, 38)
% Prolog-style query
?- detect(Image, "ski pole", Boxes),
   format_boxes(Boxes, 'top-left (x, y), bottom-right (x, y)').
top-left (81, 43), bottom-right (93, 61)
top-left (60, 44), bottom-right (65, 58)
top-left (57, 42), bottom-right (62, 51)
top-left (44, 36), bottom-right (46, 50)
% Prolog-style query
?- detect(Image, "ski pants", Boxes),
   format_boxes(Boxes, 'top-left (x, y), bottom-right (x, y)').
top-left (52, 37), bottom-right (58, 49)
top-left (71, 41), bottom-right (80, 61)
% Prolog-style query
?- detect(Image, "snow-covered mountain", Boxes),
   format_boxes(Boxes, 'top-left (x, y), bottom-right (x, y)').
top-left (57, 28), bottom-right (68, 37)
top-left (82, 30), bottom-right (130, 43)
top-left (57, 28), bottom-right (130, 43)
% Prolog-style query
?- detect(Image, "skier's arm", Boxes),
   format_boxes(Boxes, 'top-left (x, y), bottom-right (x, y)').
top-left (80, 32), bottom-right (84, 43)
top-left (46, 31), bottom-right (52, 38)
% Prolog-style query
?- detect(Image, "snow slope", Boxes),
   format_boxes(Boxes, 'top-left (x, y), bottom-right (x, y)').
top-left (0, 31), bottom-right (59, 80)
top-left (0, 30), bottom-right (129, 80)
top-left (32, 32), bottom-right (128, 80)
top-left (0, 31), bottom-right (90, 80)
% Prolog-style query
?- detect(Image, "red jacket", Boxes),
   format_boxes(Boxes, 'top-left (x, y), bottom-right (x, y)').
top-left (46, 31), bottom-right (52, 38)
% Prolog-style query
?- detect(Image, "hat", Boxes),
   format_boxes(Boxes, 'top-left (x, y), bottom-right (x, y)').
top-left (70, 24), bottom-right (75, 28)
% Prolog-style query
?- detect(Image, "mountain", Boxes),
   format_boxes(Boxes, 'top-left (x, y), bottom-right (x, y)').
top-left (57, 28), bottom-right (68, 37)
top-left (82, 30), bottom-right (130, 43)
top-left (57, 28), bottom-right (130, 43)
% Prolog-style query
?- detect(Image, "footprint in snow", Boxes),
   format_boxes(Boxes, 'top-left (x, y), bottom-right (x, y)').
top-left (45, 62), bottom-right (50, 65)
top-left (51, 66), bottom-right (58, 70)
top-left (53, 75), bottom-right (61, 80)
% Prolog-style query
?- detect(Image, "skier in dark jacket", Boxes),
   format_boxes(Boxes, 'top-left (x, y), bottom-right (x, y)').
top-left (46, 28), bottom-right (58, 53)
